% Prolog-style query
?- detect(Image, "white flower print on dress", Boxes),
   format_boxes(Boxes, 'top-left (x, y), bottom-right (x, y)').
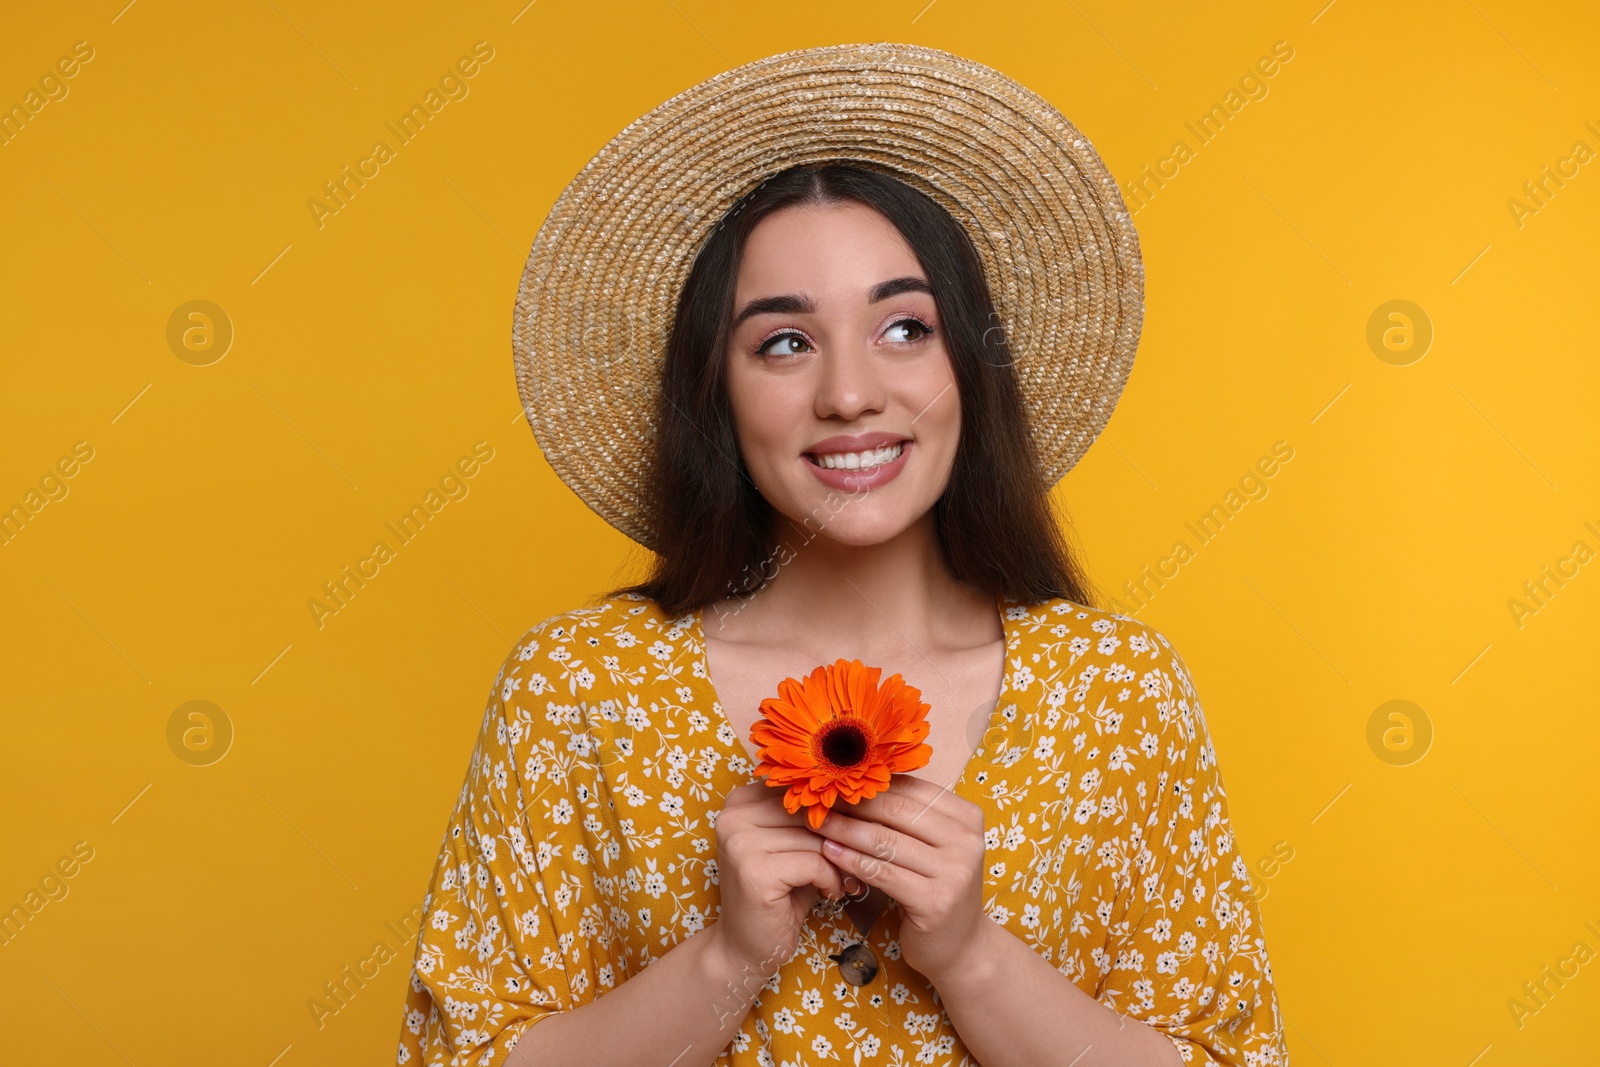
top-left (397, 593), bottom-right (1288, 1066)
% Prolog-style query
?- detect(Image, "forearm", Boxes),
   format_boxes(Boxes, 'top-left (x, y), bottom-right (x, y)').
top-left (932, 920), bottom-right (1184, 1067)
top-left (511, 924), bottom-right (761, 1067)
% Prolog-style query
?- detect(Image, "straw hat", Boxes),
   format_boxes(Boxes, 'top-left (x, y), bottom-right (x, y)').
top-left (514, 41), bottom-right (1144, 551)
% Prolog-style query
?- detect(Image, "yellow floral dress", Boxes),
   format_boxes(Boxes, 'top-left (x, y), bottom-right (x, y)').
top-left (397, 592), bottom-right (1289, 1066)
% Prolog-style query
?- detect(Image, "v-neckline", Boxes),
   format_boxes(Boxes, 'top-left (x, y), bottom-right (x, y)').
top-left (687, 591), bottom-right (1017, 806)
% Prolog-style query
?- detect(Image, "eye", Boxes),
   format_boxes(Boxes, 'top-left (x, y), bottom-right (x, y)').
top-left (754, 330), bottom-right (813, 358)
top-left (885, 316), bottom-right (936, 345)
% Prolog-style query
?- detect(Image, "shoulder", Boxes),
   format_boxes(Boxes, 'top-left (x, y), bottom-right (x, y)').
top-left (473, 595), bottom-right (694, 766)
top-left (1003, 593), bottom-right (1203, 725)
top-left (491, 593), bottom-right (696, 693)
top-left (1004, 594), bottom-right (1188, 665)
top-left (1004, 596), bottom-right (1218, 824)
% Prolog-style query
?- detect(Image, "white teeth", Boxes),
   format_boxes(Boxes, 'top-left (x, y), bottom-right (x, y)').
top-left (812, 443), bottom-right (904, 470)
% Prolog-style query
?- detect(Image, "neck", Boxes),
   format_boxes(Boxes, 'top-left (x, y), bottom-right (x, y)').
top-left (705, 507), bottom-right (1000, 655)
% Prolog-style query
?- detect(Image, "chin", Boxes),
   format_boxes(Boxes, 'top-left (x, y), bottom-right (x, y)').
top-left (799, 509), bottom-right (924, 548)
top-left (816, 526), bottom-right (906, 548)
top-left (762, 473), bottom-right (945, 547)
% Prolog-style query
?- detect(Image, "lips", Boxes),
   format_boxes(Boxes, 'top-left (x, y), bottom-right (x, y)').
top-left (803, 439), bottom-right (912, 491)
top-left (808, 442), bottom-right (904, 471)
top-left (805, 431), bottom-right (910, 456)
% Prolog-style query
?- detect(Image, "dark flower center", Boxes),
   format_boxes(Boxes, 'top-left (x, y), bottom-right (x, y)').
top-left (817, 719), bottom-right (869, 768)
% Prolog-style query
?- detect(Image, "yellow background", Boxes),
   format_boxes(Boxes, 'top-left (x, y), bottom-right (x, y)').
top-left (3, 1), bottom-right (1597, 1063)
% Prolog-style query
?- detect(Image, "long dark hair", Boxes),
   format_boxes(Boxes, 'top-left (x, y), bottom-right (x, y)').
top-left (608, 162), bottom-right (1101, 616)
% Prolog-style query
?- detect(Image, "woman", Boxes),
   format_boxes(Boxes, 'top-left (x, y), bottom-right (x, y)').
top-left (398, 44), bottom-right (1288, 1067)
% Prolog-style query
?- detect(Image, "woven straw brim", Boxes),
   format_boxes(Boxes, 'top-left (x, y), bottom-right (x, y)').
top-left (514, 41), bottom-right (1144, 552)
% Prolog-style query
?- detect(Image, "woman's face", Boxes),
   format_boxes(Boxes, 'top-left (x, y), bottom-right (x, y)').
top-left (724, 200), bottom-right (960, 547)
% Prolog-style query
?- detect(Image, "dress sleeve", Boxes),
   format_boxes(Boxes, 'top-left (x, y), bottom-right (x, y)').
top-left (1099, 629), bottom-right (1290, 1066)
top-left (397, 623), bottom-right (624, 1066)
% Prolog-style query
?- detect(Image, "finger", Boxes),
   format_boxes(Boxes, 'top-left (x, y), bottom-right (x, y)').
top-left (724, 780), bottom-right (780, 807)
top-left (766, 850), bottom-right (853, 901)
top-left (817, 865), bottom-right (849, 903)
top-left (817, 830), bottom-right (927, 903)
top-left (720, 784), bottom-right (821, 830)
top-left (756, 826), bottom-right (846, 855)
top-left (719, 813), bottom-right (846, 887)
top-left (897, 773), bottom-right (981, 837)
top-left (758, 831), bottom-right (850, 899)
top-left (828, 782), bottom-right (962, 851)
top-left (746, 787), bottom-right (847, 829)
top-left (814, 807), bottom-right (940, 878)
top-left (716, 811), bottom-right (845, 899)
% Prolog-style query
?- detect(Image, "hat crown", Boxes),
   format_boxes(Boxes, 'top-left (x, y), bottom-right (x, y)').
top-left (515, 42), bottom-right (1144, 551)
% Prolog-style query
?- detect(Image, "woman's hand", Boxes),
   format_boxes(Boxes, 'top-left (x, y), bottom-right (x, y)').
top-left (810, 773), bottom-right (990, 986)
top-left (712, 780), bottom-right (854, 980)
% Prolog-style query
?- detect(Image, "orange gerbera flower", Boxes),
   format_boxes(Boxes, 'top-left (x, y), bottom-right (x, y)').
top-left (750, 659), bottom-right (933, 831)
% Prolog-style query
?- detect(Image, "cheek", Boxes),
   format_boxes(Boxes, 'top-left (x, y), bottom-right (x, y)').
top-left (726, 369), bottom-right (797, 470)
top-left (913, 366), bottom-right (962, 451)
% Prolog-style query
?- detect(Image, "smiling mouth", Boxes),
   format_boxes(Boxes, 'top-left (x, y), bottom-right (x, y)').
top-left (804, 442), bottom-right (906, 471)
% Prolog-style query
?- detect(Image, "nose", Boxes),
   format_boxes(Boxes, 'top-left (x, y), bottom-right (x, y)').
top-left (813, 342), bottom-right (886, 423)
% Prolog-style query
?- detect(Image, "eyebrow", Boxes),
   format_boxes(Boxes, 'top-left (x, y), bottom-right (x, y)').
top-left (731, 276), bottom-right (933, 329)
